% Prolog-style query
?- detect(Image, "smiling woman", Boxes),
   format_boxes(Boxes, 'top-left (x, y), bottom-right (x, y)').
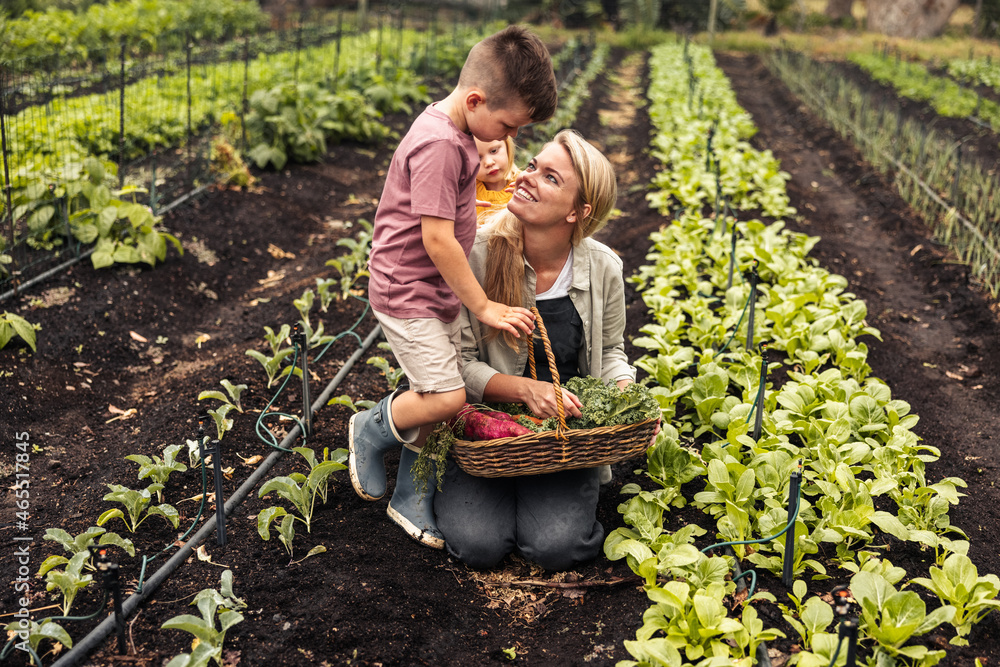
top-left (433, 130), bottom-right (648, 572)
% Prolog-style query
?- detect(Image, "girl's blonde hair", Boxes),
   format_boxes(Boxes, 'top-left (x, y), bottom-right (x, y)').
top-left (499, 136), bottom-right (519, 184)
top-left (482, 129), bottom-right (618, 347)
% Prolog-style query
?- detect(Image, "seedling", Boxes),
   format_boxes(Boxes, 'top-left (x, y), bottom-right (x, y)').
top-left (325, 218), bottom-right (373, 300)
top-left (38, 527), bottom-right (135, 575)
top-left (246, 347), bottom-right (299, 388)
top-left (2, 619), bottom-right (73, 660)
top-left (43, 550), bottom-right (93, 616)
top-left (367, 355), bottom-right (405, 390)
top-left (327, 394), bottom-right (376, 413)
top-left (162, 570), bottom-right (245, 667)
top-left (292, 446), bottom-right (348, 504)
top-left (910, 552), bottom-right (1000, 645)
top-left (197, 379), bottom-right (247, 413)
top-left (262, 324), bottom-right (291, 355)
top-left (126, 444), bottom-right (188, 502)
top-left (97, 483), bottom-right (180, 533)
top-left (205, 404), bottom-right (234, 441)
top-left (0, 311), bottom-right (39, 352)
top-left (258, 459), bottom-right (346, 555)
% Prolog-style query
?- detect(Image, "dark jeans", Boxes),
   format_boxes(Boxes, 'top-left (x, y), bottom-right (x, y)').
top-left (433, 461), bottom-right (604, 571)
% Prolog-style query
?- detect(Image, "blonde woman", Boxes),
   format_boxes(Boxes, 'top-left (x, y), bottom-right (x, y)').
top-left (434, 130), bottom-right (637, 571)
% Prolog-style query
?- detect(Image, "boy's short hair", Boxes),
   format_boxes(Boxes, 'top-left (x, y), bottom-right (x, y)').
top-left (458, 25), bottom-right (557, 124)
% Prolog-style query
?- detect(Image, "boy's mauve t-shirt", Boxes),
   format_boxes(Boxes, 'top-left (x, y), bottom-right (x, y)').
top-left (368, 105), bottom-right (479, 322)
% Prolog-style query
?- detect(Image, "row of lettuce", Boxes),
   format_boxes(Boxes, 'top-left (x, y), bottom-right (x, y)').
top-left (606, 42), bottom-right (998, 667)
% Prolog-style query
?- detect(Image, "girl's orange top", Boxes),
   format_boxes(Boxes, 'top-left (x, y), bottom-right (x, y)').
top-left (476, 179), bottom-right (515, 224)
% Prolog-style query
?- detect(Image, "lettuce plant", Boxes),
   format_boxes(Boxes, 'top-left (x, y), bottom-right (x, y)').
top-left (910, 553), bottom-right (1000, 646)
top-left (851, 570), bottom-right (955, 665)
top-left (245, 347), bottom-right (298, 388)
top-left (2, 620), bottom-right (72, 659)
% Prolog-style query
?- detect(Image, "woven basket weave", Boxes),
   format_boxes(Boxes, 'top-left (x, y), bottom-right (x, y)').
top-left (452, 307), bottom-right (657, 478)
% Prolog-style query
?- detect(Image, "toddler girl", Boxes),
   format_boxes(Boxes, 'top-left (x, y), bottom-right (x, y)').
top-left (475, 136), bottom-right (519, 223)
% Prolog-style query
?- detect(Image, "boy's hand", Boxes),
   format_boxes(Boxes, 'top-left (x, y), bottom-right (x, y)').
top-left (476, 300), bottom-right (534, 338)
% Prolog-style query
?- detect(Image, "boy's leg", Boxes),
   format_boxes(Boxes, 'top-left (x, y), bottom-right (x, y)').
top-left (348, 385), bottom-right (414, 501)
top-left (387, 433), bottom-right (445, 549)
top-left (351, 312), bottom-right (464, 530)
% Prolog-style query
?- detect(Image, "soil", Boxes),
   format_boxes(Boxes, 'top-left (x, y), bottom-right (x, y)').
top-left (2, 46), bottom-right (999, 667)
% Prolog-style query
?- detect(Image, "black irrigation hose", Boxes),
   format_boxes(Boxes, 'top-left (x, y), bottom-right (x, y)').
top-left (49, 322), bottom-right (383, 667)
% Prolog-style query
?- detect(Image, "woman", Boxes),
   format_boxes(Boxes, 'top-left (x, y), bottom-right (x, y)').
top-left (434, 129), bottom-right (636, 571)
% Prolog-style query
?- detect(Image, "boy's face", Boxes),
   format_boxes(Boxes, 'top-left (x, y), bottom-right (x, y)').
top-left (475, 139), bottom-right (510, 187)
top-left (465, 92), bottom-right (533, 143)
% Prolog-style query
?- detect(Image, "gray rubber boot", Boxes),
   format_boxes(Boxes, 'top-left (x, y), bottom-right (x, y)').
top-left (348, 391), bottom-right (407, 501)
top-left (387, 446), bottom-right (445, 550)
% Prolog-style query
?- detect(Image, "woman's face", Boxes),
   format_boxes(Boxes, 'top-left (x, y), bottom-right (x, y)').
top-left (475, 139), bottom-right (510, 189)
top-left (507, 142), bottom-right (579, 227)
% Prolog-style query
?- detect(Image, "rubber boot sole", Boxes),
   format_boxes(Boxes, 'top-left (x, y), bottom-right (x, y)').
top-left (348, 412), bottom-right (384, 501)
top-left (387, 504), bottom-right (445, 550)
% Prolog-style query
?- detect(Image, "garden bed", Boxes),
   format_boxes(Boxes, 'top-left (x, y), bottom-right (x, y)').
top-left (1, 47), bottom-right (998, 666)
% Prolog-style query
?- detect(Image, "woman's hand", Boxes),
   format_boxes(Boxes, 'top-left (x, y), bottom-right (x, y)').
top-left (522, 379), bottom-right (583, 419)
top-left (476, 300), bottom-right (535, 338)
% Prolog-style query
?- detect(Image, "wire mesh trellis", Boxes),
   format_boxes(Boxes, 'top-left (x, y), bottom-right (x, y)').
top-left (0, 3), bottom-right (504, 299)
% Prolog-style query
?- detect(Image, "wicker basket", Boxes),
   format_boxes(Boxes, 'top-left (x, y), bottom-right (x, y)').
top-left (451, 307), bottom-right (658, 478)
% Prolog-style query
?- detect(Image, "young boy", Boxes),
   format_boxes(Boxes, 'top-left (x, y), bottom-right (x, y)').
top-left (349, 25), bottom-right (558, 549)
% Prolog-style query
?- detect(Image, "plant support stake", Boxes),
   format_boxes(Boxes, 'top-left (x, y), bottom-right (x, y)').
top-left (294, 324), bottom-right (312, 438)
top-left (745, 260), bottom-right (759, 351)
top-left (752, 344), bottom-right (767, 442)
top-left (782, 465), bottom-right (802, 588)
top-left (200, 436), bottom-right (228, 546)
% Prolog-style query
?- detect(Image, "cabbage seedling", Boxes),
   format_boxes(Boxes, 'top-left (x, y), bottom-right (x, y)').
top-left (162, 570), bottom-right (245, 667)
top-left (97, 484), bottom-right (180, 533)
top-left (37, 527), bottom-right (135, 575)
top-left (126, 444), bottom-right (187, 502)
top-left (257, 460), bottom-right (345, 555)
top-left (43, 551), bottom-right (93, 616)
top-left (197, 379), bottom-right (247, 413)
top-left (2, 620), bottom-right (72, 659)
top-left (246, 347), bottom-right (298, 388)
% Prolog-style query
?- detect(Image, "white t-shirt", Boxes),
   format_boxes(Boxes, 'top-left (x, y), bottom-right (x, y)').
top-left (536, 248), bottom-right (574, 301)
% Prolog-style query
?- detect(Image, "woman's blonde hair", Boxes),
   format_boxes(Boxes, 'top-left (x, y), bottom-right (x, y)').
top-left (482, 129), bottom-right (617, 347)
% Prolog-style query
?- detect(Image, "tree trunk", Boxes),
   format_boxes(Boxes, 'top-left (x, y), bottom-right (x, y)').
top-left (866, 0), bottom-right (961, 38)
top-left (825, 0), bottom-right (854, 21)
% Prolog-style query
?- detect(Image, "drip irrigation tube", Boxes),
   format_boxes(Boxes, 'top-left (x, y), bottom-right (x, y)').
top-left (49, 322), bottom-right (382, 667)
top-left (0, 184), bottom-right (211, 304)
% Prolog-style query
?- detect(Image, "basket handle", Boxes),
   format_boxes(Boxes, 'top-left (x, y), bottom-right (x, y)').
top-left (526, 306), bottom-right (567, 438)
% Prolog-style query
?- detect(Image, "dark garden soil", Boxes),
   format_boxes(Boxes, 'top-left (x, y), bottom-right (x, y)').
top-left (2, 45), bottom-right (999, 667)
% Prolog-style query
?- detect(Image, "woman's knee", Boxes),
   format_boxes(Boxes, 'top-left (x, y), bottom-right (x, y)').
top-left (519, 520), bottom-right (604, 571)
top-left (445, 529), bottom-right (512, 569)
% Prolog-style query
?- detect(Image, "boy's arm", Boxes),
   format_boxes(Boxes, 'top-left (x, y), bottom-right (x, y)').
top-left (422, 215), bottom-right (534, 337)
